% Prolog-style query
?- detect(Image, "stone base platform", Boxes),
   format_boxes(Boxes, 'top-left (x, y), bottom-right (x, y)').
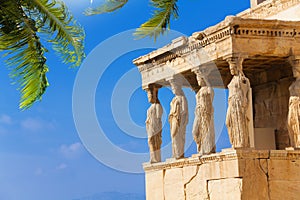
top-left (143, 149), bottom-right (300, 200)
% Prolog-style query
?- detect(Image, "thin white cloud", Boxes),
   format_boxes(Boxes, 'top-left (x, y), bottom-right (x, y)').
top-left (56, 163), bottom-right (67, 170)
top-left (0, 114), bottom-right (12, 125)
top-left (20, 118), bottom-right (55, 132)
top-left (60, 142), bottom-right (83, 158)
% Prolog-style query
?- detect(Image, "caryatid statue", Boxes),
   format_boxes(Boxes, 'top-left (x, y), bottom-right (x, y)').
top-left (192, 69), bottom-right (216, 155)
top-left (226, 57), bottom-right (251, 148)
top-left (169, 78), bottom-right (188, 159)
top-left (287, 58), bottom-right (300, 148)
top-left (145, 84), bottom-right (163, 163)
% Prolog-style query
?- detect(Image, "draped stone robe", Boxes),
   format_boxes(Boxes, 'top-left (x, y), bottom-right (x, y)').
top-left (192, 86), bottom-right (216, 155)
top-left (169, 95), bottom-right (188, 159)
top-left (226, 74), bottom-right (251, 148)
top-left (288, 79), bottom-right (300, 148)
top-left (146, 103), bottom-right (163, 163)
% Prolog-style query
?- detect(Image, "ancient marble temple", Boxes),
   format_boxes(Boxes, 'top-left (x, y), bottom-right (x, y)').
top-left (133, 0), bottom-right (300, 199)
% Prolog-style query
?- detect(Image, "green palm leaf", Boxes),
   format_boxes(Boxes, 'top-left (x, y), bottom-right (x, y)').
top-left (0, 0), bottom-right (85, 109)
top-left (84, 0), bottom-right (129, 15)
top-left (29, 0), bottom-right (85, 67)
top-left (0, 0), bottom-right (48, 109)
top-left (134, 0), bottom-right (179, 40)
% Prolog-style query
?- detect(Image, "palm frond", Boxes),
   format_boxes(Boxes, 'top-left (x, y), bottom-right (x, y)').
top-left (134, 0), bottom-right (179, 40)
top-left (84, 0), bottom-right (128, 15)
top-left (0, 0), bottom-right (86, 109)
top-left (28, 0), bottom-right (85, 67)
top-left (0, 0), bottom-right (48, 109)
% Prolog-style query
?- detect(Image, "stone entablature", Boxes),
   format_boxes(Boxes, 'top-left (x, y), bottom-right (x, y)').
top-left (134, 17), bottom-right (300, 88)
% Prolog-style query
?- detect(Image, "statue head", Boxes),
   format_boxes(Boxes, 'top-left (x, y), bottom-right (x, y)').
top-left (292, 65), bottom-right (300, 79)
top-left (146, 84), bottom-right (159, 104)
top-left (195, 70), bottom-right (208, 87)
top-left (229, 62), bottom-right (240, 76)
top-left (227, 57), bottom-right (244, 76)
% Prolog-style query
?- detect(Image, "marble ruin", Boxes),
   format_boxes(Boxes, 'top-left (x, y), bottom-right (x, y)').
top-left (134, 0), bottom-right (300, 199)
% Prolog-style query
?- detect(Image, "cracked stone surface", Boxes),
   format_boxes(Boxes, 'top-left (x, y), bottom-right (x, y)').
top-left (185, 166), bottom-right (209, 200)
top-left (164, 168), bottom-right (184, 200)
top-left (259, 159), bottom-right (268, 174)
top-left (145, 150), bottom-right (300, 200)
top-left (183, 165), bottom-right (198, 184)
top-left (241, 159), bottom-right (269, 199)
top-left (208, 178), bottom-right (243, 200)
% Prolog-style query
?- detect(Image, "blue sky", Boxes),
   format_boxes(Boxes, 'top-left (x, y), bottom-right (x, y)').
top-left (0, 0), bottom-right (249, 199)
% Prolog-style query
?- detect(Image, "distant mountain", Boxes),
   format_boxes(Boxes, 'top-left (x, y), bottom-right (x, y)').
top-left (73, 192), bottom-right (145, 200)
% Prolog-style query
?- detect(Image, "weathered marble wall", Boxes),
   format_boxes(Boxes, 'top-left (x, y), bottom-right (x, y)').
top-left (144, 149), bottom-right (300, 200)
top-left (251, 66), bottom-right (293, 149)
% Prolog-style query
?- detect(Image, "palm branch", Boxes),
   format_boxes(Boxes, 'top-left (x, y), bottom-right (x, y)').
top-left (30, 0), bottom-right (85, 67)
top-left (84, 0), bottom-right (179, 40)
top-left (0, 0), bottom-right (85, 109)
top-left (84, 0), bottom-right (129, 15)
top-left (134, 0), bottom-right (179, 40)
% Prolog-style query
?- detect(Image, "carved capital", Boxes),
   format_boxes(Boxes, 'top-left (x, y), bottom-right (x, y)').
top-left (192, 64), bottom-right (213, 77)
top-left (224, 54), bottom-right (247, 76)
top-left (226, 56), bottom-right (244, 70)
top-left (144, 84), bottom-right (162, 104)
top-left (143, 83), bottom-right (162, 92)
top-left (193, 69), bottom-right (206, 85)
top-left (166, 74), bottom-right (185, 86)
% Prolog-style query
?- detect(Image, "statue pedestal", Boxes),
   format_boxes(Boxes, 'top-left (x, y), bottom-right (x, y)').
top-left (143, 149), bottom-right (300, 200)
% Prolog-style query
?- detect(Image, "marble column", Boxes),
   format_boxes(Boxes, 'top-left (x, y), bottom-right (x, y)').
top-left (145, 84), bottom-right (163, 163)
top-left (287, 57), bottom-right (300, 148)
top-left (225, 56), bottom-right (253, 148)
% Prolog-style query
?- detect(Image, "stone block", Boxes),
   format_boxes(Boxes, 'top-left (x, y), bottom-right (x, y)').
top-left (144, 150), bottom-right (300, 200)
top-left (197, 159), bottom-right (242, 180)
top-left (186, 178), bottom-right (208, 200)
top-left (183, 165), bottom-right (198, 184)
top-left (268, 159), bottom-right (300, 181)
top-left (269, 181), bottom-right (300, 200)
top-left (242, 159), bottom-right (269, 200)
top-left (208, 178), bottom-right (242, 200)
top-left (145, 170), bottom-right (164, 200)
top-left (164, 168), bottom-right (184, 200)
top-left (259, 159), bottom-right (268, 174)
